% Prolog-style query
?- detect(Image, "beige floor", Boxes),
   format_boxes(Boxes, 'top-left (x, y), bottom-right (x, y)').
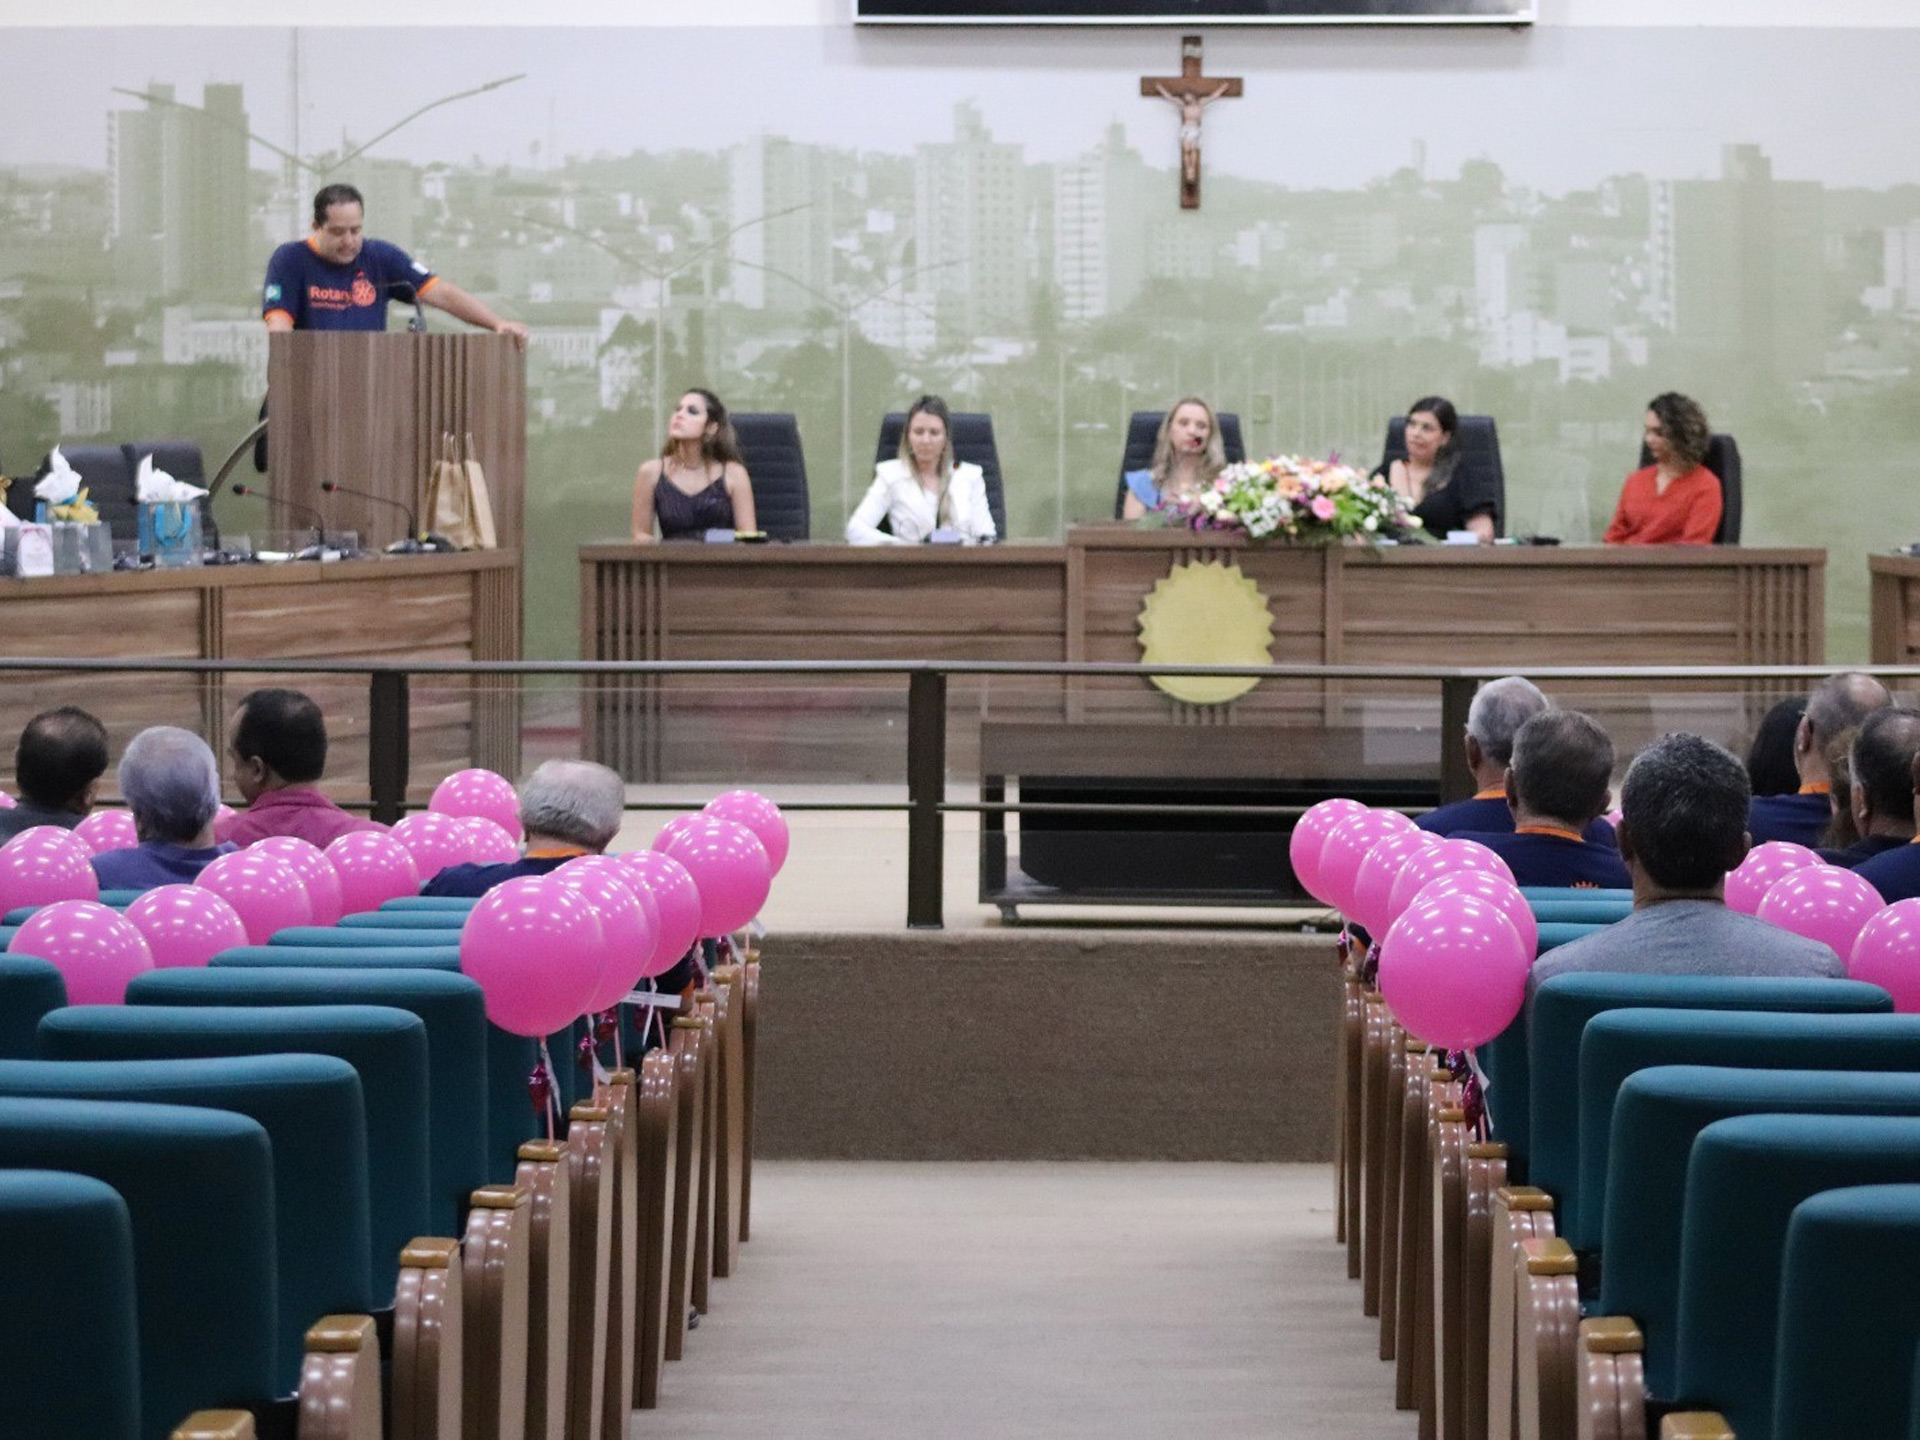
top-left (643, 1162), bottom-right (1414, 1440)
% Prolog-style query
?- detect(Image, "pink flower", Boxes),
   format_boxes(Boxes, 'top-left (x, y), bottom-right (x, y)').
top-left (1310, 495), bottom-right (1337, 521)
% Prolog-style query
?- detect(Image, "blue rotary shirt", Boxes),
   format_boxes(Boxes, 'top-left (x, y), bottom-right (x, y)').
top-left (1417, 789), bottom-right (1617, 847)
top-left (1854, 840), bottom-right (1920, 904)
top-left (262, 237), bottom-right (437, 331)
top-left (1452, 826), bottom-right (1631, 890)
top-left (1746, 790), bottom-right (1833, 849)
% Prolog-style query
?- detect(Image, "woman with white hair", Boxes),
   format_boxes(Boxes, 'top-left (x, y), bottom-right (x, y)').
top-left (92, 727), bottom-right (237, 892)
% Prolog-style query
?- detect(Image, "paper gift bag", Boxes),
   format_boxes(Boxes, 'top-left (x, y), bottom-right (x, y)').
top-left (426, 432), bottom-right (499, 551)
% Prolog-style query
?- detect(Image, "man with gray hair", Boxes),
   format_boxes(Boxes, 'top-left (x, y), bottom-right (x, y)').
top-left (1455, 709), bottom-right (1630, 888)
top-left (1749, 670), bottom-right (1891, 848)
top-left (421, 759), bottom-right (627, 898)
top-left (91, 727), bottom-right (237, 892)
top-left (1533, 732), bottom-right (1845, 986)
top-left (1418, 677), bottom-right (1616, 844)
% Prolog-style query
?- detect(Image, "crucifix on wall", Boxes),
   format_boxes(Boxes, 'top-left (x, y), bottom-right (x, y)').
top-left (1141, 36), bottom-right (1242, 211)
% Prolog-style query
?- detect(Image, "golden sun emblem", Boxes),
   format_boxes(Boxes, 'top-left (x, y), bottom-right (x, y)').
top-left (1136, 560), bottom-right (1275, 705)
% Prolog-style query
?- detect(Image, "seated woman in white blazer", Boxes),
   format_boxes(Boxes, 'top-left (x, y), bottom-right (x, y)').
top-left (846, 395), bottom-right (997, 546)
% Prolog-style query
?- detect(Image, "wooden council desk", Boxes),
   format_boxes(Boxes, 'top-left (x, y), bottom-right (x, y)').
top-left (1870, 554), bottom-right (1920, 663)
top-left (581, 532), bottom-right (1825, 782)
top-left (0, 551), bottom-right (521, 798)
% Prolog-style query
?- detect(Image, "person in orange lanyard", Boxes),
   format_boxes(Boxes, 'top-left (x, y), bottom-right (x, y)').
top-left (1454, 710), bottom-right (1630, 889)
top-left (1419, 676), bottom-right (1617, 846)
top-left (421, 760), bottom-right (624, 897)
top-left (1749, 671), bottom-right (1891, 849)
top-left (1603, 392), bottom-right (1722, 546)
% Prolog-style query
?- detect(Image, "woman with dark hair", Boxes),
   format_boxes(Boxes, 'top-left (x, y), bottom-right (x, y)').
top-left (846, 395), bottom-right (996, 545)
top-left (631, 388), bottom-right (756, 542)
top-left (1746, 696), bottom-right (1808, 798)
top-left (1603, 392), bottom-right (1721, 545)
top-left (1372, 395), bottom-right (1497, 544)
top-left (1120, 396), bottom-right (1226, 520)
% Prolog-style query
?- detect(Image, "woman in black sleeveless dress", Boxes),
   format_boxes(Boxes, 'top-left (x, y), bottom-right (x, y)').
top-left (631, 389), bottom-right (757, 541)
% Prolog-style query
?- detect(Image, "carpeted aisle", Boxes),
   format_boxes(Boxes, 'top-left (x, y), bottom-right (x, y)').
top-left (644, 1162), bottom-right (1416, 1440)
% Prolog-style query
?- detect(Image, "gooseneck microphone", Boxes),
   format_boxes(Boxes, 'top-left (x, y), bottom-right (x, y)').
top-left (230, 483), bottom-right (328, 555)
top-left (319, 480), bottom-right (433, 553)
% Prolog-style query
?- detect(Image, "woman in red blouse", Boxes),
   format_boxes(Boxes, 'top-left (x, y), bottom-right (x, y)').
top-left (1603, 392), bottom-right (1722, 545)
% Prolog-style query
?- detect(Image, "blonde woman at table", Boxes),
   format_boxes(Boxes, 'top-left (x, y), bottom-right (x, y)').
top-left (631, 388), bottom-right (756, 542)
top-left (1120, 396), bottom-right (1226, 520)
top-left (846, 394), bottom-right (996, 546)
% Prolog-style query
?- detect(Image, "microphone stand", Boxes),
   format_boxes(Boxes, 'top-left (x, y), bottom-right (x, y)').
top-left (319, 480), bottom-right (442, 553)
top-left (230, 482), bottom-right (329, 558)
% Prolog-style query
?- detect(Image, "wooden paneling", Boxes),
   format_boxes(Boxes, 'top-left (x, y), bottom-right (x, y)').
top-left (0, 553), bottom-right (520, 799)
top-left (580, 534), bottom-right (1826, 782)
top-left (1870, 556), bottom-right (1920, 665)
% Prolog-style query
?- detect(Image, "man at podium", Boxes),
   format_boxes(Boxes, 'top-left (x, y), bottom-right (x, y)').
top-left (262, 183), bottom-right (527, 349)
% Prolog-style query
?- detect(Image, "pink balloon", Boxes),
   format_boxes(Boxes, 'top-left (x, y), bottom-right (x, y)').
top-left (612, 850), bottom-right (701, 977)
top-left (1387, 838), bottom-right (1517, 927)
top-left (1378, 892), bottom-right (1529, 1050)
top-left (1409, 870), bottom-right (1538, 958)
top-left (428, 768), bottom-right (522, 841)
top-left (11, 900), bottom-right (153, 1004)
top-left (0, 793), bottom-right (14, 809)
top-left (553, 859), bottom-right (659, 1012)
top-left (248, 836), bottom-right (345, 927)
top-left (0, 827), bottom-right (99, 911)
top-left (1318, 809), bottom-right (1418, 918)
top-left (557, 853), bottom-right (661, 964)
top-left (196, 850), bottom-right (312, 946)
top-left (1849, 899), bottom-right (1920, 1012)
top-left (124, 884), bottom-right (249, 969)
top-left (1756, 864), bottom-right (1883, 959)
top-left (74, 809), bottom-right (138, 855)
top-left (1603, 809), bottom-right (1623, 830)
top-left (215, 804), bottom-right (236, 826)
top-left (324, 830), bottom-right (422, 914)
top-left (392, 813), bottom-right (477, 887)
top-left (651, 813), bottom-right (703, 855)
top-left (1349, 829), bottom-right (1440, 935)
top-left (657, 816), bottom-right (771, 936)
top-left (703, 790), bottom-right (790, 874)
top-left (459, 875), bottom-right (602, 1036)
top-left (1726, 840), bottom-right (1822, 915)
top-left (1290, 798), bottom-right (1368, 904)
top-left (461, 818), bottom-right (521, 866)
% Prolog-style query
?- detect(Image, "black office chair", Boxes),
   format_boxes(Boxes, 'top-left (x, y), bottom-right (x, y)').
top-left (731, 412), bottom-right (810, 542)
top-left (1635, 433), bottom-right (1742, 544)
top-left (25, 445), bottom-right (136, 536)
top-left (873, 412), bottom-right (1008, 541)
top-left (1112, 411), bottom-right (1247, 519)
top-left (1378, 414), bottom-right (1507, 539)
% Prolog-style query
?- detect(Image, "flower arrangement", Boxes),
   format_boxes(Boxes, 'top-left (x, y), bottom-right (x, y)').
top-left (1157, 456), bottom-right (1420, 544)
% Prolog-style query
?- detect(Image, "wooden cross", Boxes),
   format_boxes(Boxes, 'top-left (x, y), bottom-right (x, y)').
top-left (1141, 35), bottom-right (1242, 211)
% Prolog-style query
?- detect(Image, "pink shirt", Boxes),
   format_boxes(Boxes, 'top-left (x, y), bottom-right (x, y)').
top-left (218, 786), bottom-right (387, 848)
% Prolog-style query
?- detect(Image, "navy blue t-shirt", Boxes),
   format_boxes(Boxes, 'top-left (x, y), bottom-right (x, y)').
top-left (262, 237), bottom-right (437, 331)
top-left (1452, 827), bottom-right (1631, 890)
top-left (1747, 791), bottom-right (1833, 849)
top-left (1818, 835), bottom-right (1908, 869)
top-left (1854, 841), bottom-right (1920, 903)
top-left (1418, 792), bottom-right (1618, 848)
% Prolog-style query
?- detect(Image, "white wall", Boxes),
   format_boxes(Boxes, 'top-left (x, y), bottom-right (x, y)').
top-left (7, 0), bottom-right (1919, 26)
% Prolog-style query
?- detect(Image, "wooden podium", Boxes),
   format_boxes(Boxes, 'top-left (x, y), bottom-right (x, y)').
top-left (265, 332), bottom-right (526, 552)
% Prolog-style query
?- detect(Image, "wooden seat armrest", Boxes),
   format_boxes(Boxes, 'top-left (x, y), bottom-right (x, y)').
top-left (1660, 1414), bottom-right (1734, 1440)
top-left (1496, 1186), bottom-right (1554, 1211)
top-left (1521, 1237), bottom-right (1578, 1277)
top-left (299, 1313), bottom-right (382, 1440)
top-left (1580, 1316), bottom-right (1642, 1354)
top-left (171, 1413), bottom-right (256, 1440)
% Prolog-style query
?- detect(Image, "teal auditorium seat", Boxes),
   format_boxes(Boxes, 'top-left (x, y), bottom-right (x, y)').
top-left (4, 891), bottom-right (139, 924)
top-left (37, 1003), bottom-right (430, 1295)
top-left (0, 924), bottom-right (20, 950)
top-left (212, 943), bottom-right (461, 971)
top-left (0, 1170), bottom-right (141, 1440)
top-left (0, 955), bottom-right (65, 1058)
top-left (271, 925), bottom-right (462, 948)
top-left (0, 1053), bottom-right (372, 1392)
top-left (1526, 898), bottom-right (1634, 925)
top-left (1521, 887), bottom-right (1632, 904)
top-left (0, 1096), bottom-right (277, 1440)
top-left (1674, 1115), bottom-right (1920, 1440)
top-left (1531, 922), bottom-right (1602, 954)
top-left (382, 895), bottom-right (480, 913)
top-left (338, 909), bottom-right (466, 930)
top-left (1526, 976), bottom-right (1893, 1228)
top-left (1480, 920), bottom-right (1612, 1156)
top-left (1600, 1066), bottom-right (1920, 1400)
top-left (1773, 1185), bottom-right (1920, 1440)
top-left (128, 966), bottom-right (488, 1238)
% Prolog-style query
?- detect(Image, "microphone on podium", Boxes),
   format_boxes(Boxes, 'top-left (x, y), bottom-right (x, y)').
top-left (230, 483), bottom-right (329, 556)
top-left (319, 480), bottom-right (445, 553)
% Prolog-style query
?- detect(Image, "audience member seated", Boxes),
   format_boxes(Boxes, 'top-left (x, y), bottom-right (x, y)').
top-left (630, 388), bottom-right (756, 542)
top-left (218, 689), bottom-right (387, 848)
top-left (1119, 397), bottom-right (1224, 520)
top-left (421, 759), bottom-right (625, 897)
top-left (1820, 708), bottom-right (1920, 867)
top-left (846, 394), bottom-right (996, 546)
top-left (1602, 391), bottom-right (1722, 545)
top-left (1532, 732), bottom-right (1846, 986)
top-left (1747, 696), bottom-right (1808, 798)
top-left (1455, 710), bottom-right (1630, 889)
top-left (1850, 747), bottom-right (1920, 903)
top-left (93, 728), bottom-right (237, 891)
top-left (1418, 676), bottom-right (1614, 845)
top-left (1749, 671), bottom-right (1891, 847)
top-left (1371, 395), bottom-right (1496, 544)
top-left (0, 707), bottom-right (107, 841)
